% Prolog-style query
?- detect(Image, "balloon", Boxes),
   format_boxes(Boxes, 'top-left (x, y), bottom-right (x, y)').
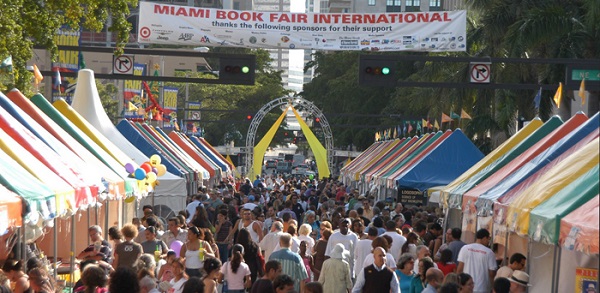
top-left (125, 196), bottom-right (136, 203)
top-left (147, 172), bottom-right (157, 183)
top-left (150, 154), bottom-right (162, 166)
top-left (125, 163), bottom-right (135, 174)
top-left (157, 164), bottom-right (167, 176)
top-left (152, 167), bottom-right (158, 175)
top-left (309, 174), bottom-right (314, 180)
top-left (170, 241), bottom-right (183, 257)
top-left (134, 168), bottom-right (147, 180)
top-left (140, 163), bottom-right (152, 173)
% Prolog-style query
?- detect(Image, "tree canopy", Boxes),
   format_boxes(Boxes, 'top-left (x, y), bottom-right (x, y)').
top-left (0, 0), bottom-right (137, 92)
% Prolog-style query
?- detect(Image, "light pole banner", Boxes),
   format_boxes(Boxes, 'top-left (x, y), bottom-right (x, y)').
top-left (138, 2), bottom-right (467, 52)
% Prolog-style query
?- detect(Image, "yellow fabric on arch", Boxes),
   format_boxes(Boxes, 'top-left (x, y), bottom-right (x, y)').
top-left (291, 107), bottom-right (330, 178)
top-left (251, 107), bottom-right (289, 178)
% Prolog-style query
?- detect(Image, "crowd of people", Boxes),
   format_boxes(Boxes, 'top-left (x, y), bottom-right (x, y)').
top-left (0, 174), bottom-right (533, 293)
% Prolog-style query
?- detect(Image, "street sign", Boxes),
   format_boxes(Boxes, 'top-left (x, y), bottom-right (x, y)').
top-left (470, 62), bottom-right (491, 83)
top-left (113, 55), bottom-right (134, 75)
top-left (572, 69), bottom-right (600, 81)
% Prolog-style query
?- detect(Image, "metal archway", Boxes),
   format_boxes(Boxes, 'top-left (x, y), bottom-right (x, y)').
top-left (245, 96), bottom-right (334, 176)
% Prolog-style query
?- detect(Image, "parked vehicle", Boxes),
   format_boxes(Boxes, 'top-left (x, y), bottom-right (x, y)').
top-left (292, 164), bottom-right (309, 175)
top-left (277, 161), bottom-right (292, 174)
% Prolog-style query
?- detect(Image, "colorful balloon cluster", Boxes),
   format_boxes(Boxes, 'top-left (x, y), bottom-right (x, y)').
top-left (125, 154), bottom-right (167, 184)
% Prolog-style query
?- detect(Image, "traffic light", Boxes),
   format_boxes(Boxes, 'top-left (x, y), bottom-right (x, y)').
top-left (358, 55), bottom-right (398, 86)
top-left (315, 117), bottom-right (320, 123)
top-left (219, 55), bottom-right (256, 85)
top-left (246, 114), bottom-right (253, 121)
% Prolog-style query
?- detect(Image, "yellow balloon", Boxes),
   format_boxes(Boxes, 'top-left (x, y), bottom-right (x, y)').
top-left (157, 164), bottom-right (167, 176)
top-left (150, 154), bottom-right (162, 166)
top-left (147, 172), bottom-right (157, 183)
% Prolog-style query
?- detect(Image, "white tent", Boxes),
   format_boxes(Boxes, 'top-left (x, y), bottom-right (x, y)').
top-left (71, 70), bottom-right (188, 212)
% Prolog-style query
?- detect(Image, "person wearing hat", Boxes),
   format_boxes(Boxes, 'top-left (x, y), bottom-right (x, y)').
top-left (325, 218), bottom-right (359, 278)
top-left (318, 243), bottom-right (353, 293)
top-left (508, 270), bottom-right (530, 293)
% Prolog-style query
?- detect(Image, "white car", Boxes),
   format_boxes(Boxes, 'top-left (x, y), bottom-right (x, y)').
top-left (292, 164), bottom-right (309, 175)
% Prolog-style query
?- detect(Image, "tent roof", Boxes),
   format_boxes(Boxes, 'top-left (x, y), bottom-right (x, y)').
top-left (385, 131), bottom-right (451, 188)
top-left (446, 116), bottom-right (564, 209)
top-left (372, 134), bottom-right (433, 183)
top-left (168, 132), bottom-right (220, 177)
top-left (506, 137), bottom-right (599, 235)
top-left (441, 118), bottom-right (544, 208)
top-left (189, 136), bottom-right (230, 172)
top-left (197, 137), bottom-right (234, 171)
top-left (117, 120), bottom-right (187, 178)
top-left (529, 165), bottom-right (598, 245)
top-left (475, 114), bottom-right (599, 215)
top-left (31, 95), bottom-right (138, 196)
top-left (396, 129), bottom-right (484, 192)
top-left (363, 137), bottom-right (416, 182)
top-left (341, 140), bottom-right (384, 174)
top-left (559, 195), bottom-right (599, 255)
top-left (4, 91), bottom-right (122, 196)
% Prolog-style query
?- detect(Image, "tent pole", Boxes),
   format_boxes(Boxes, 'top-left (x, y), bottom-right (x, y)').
top-left (53, 218), bottom-right (57, 280)
top-left (553, 245), bottom-right (562, 293)
top-left (95, 204), bottom-right (98, 226)
top-left (70, 213), bottom-right (75, 287)
top-left (503, 230), bottom-right (509, 267)
top-left (104, 200), bottom-right (109, 236)
top-left (87, 209), bottom-right (90, 246)
top-left (21, 223), bottom-right (26, 263)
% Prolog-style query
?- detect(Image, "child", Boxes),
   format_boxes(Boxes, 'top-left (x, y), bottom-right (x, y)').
top-left (158, 250), bottom-right (177, 282)
top-left (436, 249), bottom-right (457, 276)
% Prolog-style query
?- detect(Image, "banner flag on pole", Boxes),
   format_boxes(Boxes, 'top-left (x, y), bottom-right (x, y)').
top-left (450, 111), bottom-right (460, 119)
top-left (460, 109), bottom-right (472, 119)
top-left (54, 68), bottom-right (62, 93)
top-left (33, 64), bottom-right (44, 85)
top-left (441, 113), bottom-right (452, 123)
top-left (533, 87), bottom-right (542, 110)
top-left (553, 82), bottom-right (563, 108)
top-left (579, 79), bottom-right (586, 106)
top-left (434, 119), bottom-right (440, 130)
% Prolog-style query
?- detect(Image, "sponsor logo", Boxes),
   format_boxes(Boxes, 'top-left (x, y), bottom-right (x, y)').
top-left (179, 33), bottom-right (194, 41)
top-left (360, 39), bottom-right (370, 45)
top-left (370, 47), bottom-right (380, 51)
top-left (281, 36), bottom-right (290, 43)
top-left (431, 37), bottom-right (439, 42)
top-left (449, 36), bottom-right (456, 41)
top-left (261, 38), bottom-right (267, 43)
top-left (459, 44), bottom-right (466, 48)
top-left (382, 39), bottom-right (390, 44)
top-left (289, 43), bottom-right (296, 49)
top-left (458, 36), bottom-right (464, 41)
top-left (157, 36), bottom-right (169, 40)
top-left (199, 35), bottom-right (211, 43)
top-left (340, 40), bottom-right (358, 46)
top-left (140, 27), bottom-right (151, 38)
top-left (450, 43), bottom-right (457, 49)
top-left (155, 30), bottom-right (172, 36)
top-left (371, 40), bottom-right (380, 44)
top-left (249, 36), bottom-right (257, 44)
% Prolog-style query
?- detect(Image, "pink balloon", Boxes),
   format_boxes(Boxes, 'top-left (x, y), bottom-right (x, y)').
top-left (170, 240), bottom-right (183, 257)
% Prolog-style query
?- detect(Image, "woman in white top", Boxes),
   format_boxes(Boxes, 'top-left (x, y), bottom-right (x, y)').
top-left (180, 226), bottom-right (215, 278)
top-left (168, 257), bottom-right (188, 293)
top-left (298, 224), bottom-right (315, 253)
top-left (202, 257), bottom-right (222, 293)
top-left (401, 232), bottom-right (419, 256)
top-left (221, 244), bottom-right (252, 293)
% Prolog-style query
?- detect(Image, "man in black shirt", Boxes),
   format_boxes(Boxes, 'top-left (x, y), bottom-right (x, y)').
top-left (250, 260), bottom-right (282, 293)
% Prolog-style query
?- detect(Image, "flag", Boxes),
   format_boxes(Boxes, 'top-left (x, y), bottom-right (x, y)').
top-left (375, 132), bottom-right (380, 141)
top-left (403, 124), bottom-right (407, 135)
top-left (128, 101), bottom-right (138, 111)
top-left (422, 119), bottom-right (428, 130)
top-left (460, 109), bottom-right (472, 119)
top-left (533, 87), bottom-right (542, 110)
top-left (441, 113), bottom-right (452, 123)
top-left (579, 79), bottom-right (586, 106)
top-left (78, 51), bottom-right (86, 69)
top-left (393, 127), bottom-right (397, 139)
top-left (33, 64), bottom-right (43, 85)
top-left (407, 123), bottom-right (413, 133)
top-left (155, 111), bottom-right (163, 121)
top-left (416, 121), bottom-right (422, 131)
top-left (553, 82), bottom-right (563, 108)
top-left (434, 120), bottom-right (440, 130)
top-left (450, 111), bottom-right (460, 119)
top-left (0, 55), bottom-right (12, 71)
top-left (174, 120), bottom-right (180, 131)
top-left (192, 124), bottom-right (198, 134)
top-left (54, 68), bottom-right (62, 93)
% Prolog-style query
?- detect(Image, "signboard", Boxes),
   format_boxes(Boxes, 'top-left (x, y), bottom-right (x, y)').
top-left (113, 55), bottom-right (134, 75)
top-left (470, 62), bottom-right (491, 83)
top-left (398, 188), bottom-right (427, 207)
top-left (124, 63), bottom-right (147, 119)
top-left (138, 2), bottom-right (467, 52)
top-left (575, 268), bottom-right (597, 293)
top-left (567, 64), bottom-right (600, 90)
top-left (52, 27), bottom-right (80, 103)
top-left (572, 69), bottom-right (600, 81)
top-left (162, 86), bottom-right (179, 131)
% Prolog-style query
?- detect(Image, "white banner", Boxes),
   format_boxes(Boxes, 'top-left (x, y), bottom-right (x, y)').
top-left (138, 2), bottom-right (467, 52)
